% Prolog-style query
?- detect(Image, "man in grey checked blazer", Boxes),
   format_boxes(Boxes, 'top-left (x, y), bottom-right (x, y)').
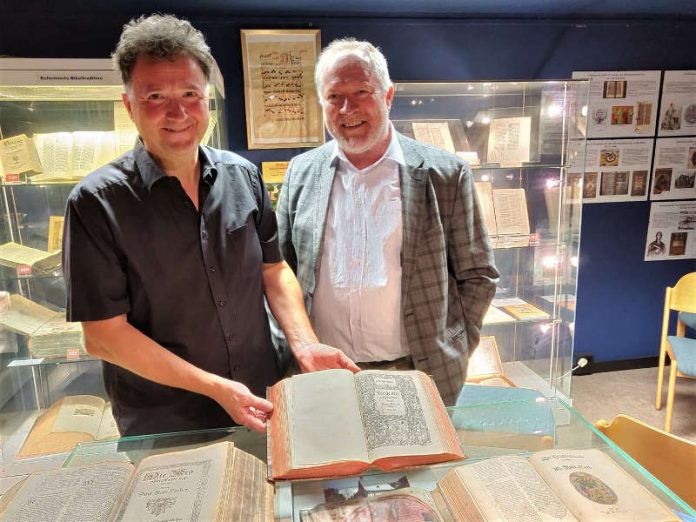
top-left (275, 39), bottom-right (498, 405)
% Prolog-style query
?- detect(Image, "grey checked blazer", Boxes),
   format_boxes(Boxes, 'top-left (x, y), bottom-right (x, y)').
top-left (275, 132), bottom-right (499, 405)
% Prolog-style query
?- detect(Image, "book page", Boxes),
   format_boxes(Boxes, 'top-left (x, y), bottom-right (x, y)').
top-left (33, 132), bottom-right (73, 180)
top-left (482, 305), bottom-right (516, 325)
top-left (412, 121), bottom-right (456, 153)
top-left (71, 131), bottom-right (118, 177)
top-left (114, 102), bottom-right (139, 156)
top-left (492, 189), bottom-right (530, 236)
top-left (487, 116), bottom-right (531, 165)
top-left (0, 134), bottom-right (42, 174)
top-left (467, 337), bottom-right (504, 380)
top-left (96, 403), bottom-right (121, 439)
top-left (0, 242), bottom-right (61, 271)
top-left (290, 369), bottom-right (367, 468)
top-left (0, 463), bottom-right (133, 522)
top-left (52, 395), bottom-right (105, 437)
top-left (0, 294), bottom-right (58, 335)
top-left (113, 442), bottom-right (232, 522)
top-left (355, 371), bottom-right (444, 462)
top-left (445, 456), bottom-right (576, 521)
top-left (530, 449), bottom-right (676, 522)
top-left (474, 181), bottom-right (498, 236)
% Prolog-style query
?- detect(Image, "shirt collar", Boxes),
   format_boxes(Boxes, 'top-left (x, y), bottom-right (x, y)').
top-left (330, 123), bottom-right (405, 171)
top-left (134, 137), bottom-right (217, 191)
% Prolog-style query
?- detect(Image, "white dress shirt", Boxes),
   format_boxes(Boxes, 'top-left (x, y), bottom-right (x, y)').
top-left (312, 129), bottom-right (409, 362)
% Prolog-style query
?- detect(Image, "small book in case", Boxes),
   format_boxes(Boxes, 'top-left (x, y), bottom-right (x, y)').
top-left (0, 441), bottom-right (272, 521)
top-left (300, 448), bottom-right (677, 521)
top-left (18, 395), bottom-right (119, 458)
top-left (466, 336), bottom-right (515, 387)
top-left (268, 369), bottom-right (465, 481)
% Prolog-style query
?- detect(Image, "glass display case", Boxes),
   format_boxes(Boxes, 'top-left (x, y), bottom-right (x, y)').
top-left (57, 398), bottom-right (695, 521)
top-left (391, 80), bottom-right (588, 406)
top-left (0, 58), bottom-right (227, 468)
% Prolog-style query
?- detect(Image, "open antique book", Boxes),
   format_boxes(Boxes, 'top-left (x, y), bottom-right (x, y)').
top-left (0, 242), bottom-right (61, 274)
top-left (268, 369), bottom-right (464, 480)
top-left (18, 395), bottom-right (119, 458)
top-left (466, 336), bottom-right (515, 387)
top-left (301, 448), bottom-right (677, 521)
top-left (0, 441), bottom-right (272, 522)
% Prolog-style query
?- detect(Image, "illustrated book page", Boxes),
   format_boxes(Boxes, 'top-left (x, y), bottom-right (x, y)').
top-left (268, 369), bottom-right (464, 480)
top-left (529, 449), bottom-right (677, 522)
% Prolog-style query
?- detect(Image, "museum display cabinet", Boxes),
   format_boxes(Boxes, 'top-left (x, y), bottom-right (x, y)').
top-left (391, 80), bottom-right (588, 407)
top-left (50, 397), bottom-right (695, 521)
top-left (0, 58), bottom-right (228, 468)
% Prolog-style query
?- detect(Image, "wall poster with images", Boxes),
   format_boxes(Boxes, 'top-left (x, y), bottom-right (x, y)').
top-left (567, 138), bottom-right (653, 203)
top-left (645, 200), bottom-right (696, 261)
top-left (650, 137), bottom-right (696, 200)
top-left (240, 29), bottom-right (324, 149)
top-left (572, 70), bottom-right (660, 139)
top-left (658, 70), bottom-right (696, 137)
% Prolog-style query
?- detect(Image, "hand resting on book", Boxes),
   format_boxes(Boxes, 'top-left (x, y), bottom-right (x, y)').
top-left (293, 342), bottom-right (360, 373)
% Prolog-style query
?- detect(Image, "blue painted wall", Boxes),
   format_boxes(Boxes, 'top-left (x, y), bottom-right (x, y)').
top-left (2, 9), bottom-right (695, 363)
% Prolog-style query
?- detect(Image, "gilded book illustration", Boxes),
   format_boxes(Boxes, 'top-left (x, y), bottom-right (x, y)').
top-left (0, 442), bottom-right (272, 522)
top-left (268, 369), bottom-right (464, 480)
top-left (300, 449), bottom-right (676, 522)
top-left (18, 395), bottom-right (119, 458)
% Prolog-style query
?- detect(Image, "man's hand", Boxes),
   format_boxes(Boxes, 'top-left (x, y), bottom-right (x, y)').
top-left (210, 378), bottom-right (273, 432)
top-left (294, 343), bottom-right (360, 373)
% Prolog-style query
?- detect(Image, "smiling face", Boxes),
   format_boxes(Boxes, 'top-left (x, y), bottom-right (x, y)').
top-left (320, 54), bottom-right (394, 168)
top-left (122, 53), bottom-right (209, 167)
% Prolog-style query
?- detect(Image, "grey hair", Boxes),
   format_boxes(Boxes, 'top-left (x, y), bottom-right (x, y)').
top-left (314, 38), bottom-right (393, 99)
top-left (112, 14), bottom-right (213, 85)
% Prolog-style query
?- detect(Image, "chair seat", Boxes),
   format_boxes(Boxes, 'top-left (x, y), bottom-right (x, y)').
top-left (668, 335), bottom-right (696, 376)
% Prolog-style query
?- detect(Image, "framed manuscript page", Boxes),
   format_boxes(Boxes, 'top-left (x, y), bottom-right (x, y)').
top-left (240, 29), bottom-right (324, 149)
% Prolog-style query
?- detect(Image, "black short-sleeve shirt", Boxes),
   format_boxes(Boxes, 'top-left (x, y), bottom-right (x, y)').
top-left (63, 139), bottom-right (282, 436)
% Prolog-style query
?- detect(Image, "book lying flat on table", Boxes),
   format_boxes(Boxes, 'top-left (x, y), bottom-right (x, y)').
top-left (0, 441), bottom-right (273, 522)
top-left (301, 448), bottom-right (676, 521)
top-left (492, 297), bottom-right (550, 321)
top-left (268, 369), bottom-right (464, 481)
top-left (18, 395), bottom-right (120, 458)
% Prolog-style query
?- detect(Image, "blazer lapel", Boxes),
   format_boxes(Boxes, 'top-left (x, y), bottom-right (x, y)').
top-left (399, 135), bottom-right (429, 298)
top-left (311, 149), bottom-right (337, 277)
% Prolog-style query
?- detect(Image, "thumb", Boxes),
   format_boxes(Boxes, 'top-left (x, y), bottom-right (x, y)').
top-left (248, 394), bottom-right (274, 414)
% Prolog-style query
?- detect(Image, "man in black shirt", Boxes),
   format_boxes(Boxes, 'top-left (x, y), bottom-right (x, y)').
top-left (63, 14), bottom-right (357, 436)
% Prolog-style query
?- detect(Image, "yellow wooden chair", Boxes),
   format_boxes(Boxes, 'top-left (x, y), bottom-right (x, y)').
top-left (595, 414), bottom-right (696, 509)
top-left (655, 272), bottom-right (696, 432)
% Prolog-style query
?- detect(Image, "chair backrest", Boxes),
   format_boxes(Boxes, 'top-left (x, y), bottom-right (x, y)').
top-left (595, 414), bottom-right (696, 509)
top-left (669, 272), bottom-right (696, 315)
top-left (663, 272), bottom-right (696, 350)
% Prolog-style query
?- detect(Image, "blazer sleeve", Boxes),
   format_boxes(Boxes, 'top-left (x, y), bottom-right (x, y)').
top-left (447, 162), bottom-right (499, 351)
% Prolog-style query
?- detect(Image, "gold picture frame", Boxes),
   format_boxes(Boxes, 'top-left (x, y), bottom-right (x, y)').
top-left (240, 29), bottom-right (324, 149)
